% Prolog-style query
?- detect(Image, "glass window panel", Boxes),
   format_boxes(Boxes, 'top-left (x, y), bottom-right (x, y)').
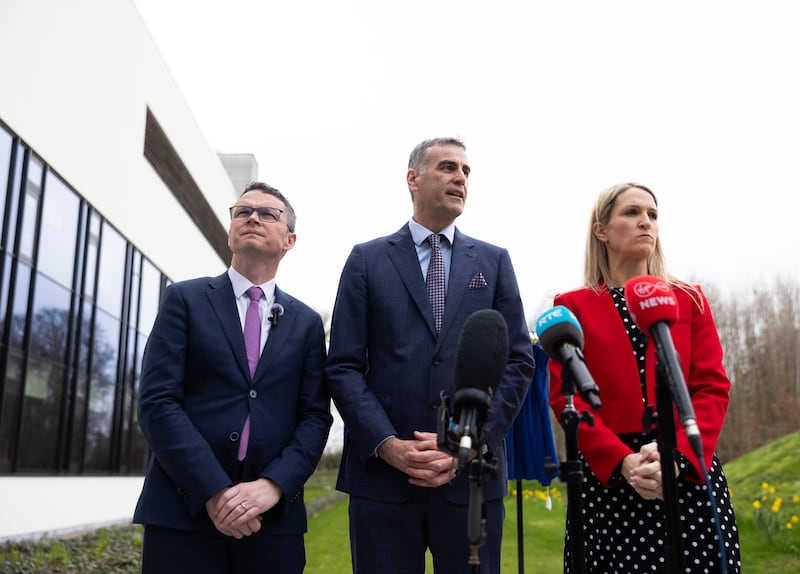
top-left (128, 251), bottom-right (141, 330)
top-left (29, 272), bottom-right (72, 366)
top-left (38, 172), bottom-right (80, 287)
top-left (18, 155), bottom-right (43, 261)
top-left (118, 325), bottom-right (139, 473)
top-left (25, 154), bottom-right (43, 196)
top-left (83, 308), bottom-right (120, 471)
top-left (83, 213), bottom-right (100, 300)
top-left (4, 142), bottom-right (24, 253)
top-left (15, 273), bottom-right (72, 471)
top-left (139, 258), bottom-right (161, 334)
top-left (16, 359), bottom-right (64, 471)
top-left (8, 261), bottom-right (31, 348)
top-left (95, 222), bottom-right (125, 318)
top-left (72, 203), bottom-right (87, 293)
top-left (0, 253), bottom-right (11, 337)
top-left (0, 349), bottom-right (24, 471)
top-left (129, 331), bottom-right (149, 473)
top-left (0, 125), bottom-right (12, 232)
top-left (68, 300), bottom-right (93, 472)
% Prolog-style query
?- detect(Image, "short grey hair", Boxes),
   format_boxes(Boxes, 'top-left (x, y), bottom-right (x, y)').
top-left (407, 137), bottom-right (466, 173)
top-left (241, 181), bottom-right (297, 232)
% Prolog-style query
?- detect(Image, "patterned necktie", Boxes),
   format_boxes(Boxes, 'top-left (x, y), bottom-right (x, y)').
top-left (238, 286), bottom-right (263, 461)
top-left (426, 233), bottom-right (446, 333)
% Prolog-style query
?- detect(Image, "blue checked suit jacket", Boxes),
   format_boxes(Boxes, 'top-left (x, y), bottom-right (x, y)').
top-left (326, 224), bottom-right (534, 504)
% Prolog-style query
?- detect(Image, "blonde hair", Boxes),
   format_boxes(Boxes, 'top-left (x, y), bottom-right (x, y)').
top-left (583, 182), bottom-right (703, 308)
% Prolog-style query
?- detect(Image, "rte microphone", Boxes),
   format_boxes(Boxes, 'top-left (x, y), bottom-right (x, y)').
top-left (536, 306), bottom-right (601, 411)
top-left (440, 309), bottom-right (508, 469)
top-left (268, 303), bottom-right (284, 327)
top-left (623, 275), bottom-right (703, 455)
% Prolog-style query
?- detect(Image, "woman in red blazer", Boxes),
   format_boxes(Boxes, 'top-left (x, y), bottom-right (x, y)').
top-left (548, 183), bottom-right (740, 573)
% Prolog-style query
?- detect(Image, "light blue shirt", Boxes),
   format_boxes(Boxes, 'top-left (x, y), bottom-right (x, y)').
top-left (408, 219), bottom-right (455, 289)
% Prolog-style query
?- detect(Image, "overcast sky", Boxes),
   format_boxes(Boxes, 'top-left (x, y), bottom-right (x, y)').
top-left (132, 0), bottom-right (799, 325)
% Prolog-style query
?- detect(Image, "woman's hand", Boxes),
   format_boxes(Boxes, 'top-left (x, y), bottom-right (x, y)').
top-left (624, 442), bottom-right (679, 500)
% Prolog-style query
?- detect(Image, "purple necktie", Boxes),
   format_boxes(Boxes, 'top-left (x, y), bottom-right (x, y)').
top-left (426, 233), bottom-right (445, 333)
top-left (238, 286), bottom-right (263, 461)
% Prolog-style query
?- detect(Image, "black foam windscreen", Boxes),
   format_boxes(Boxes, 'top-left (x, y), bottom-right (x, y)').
top-left (453, 309), bottom-right (509, 393)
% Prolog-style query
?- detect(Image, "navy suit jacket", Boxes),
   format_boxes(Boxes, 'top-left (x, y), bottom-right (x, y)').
top-left (133, 273), bottom-right (332, 535)
top-left (326, 225), bottom-right (534, 504)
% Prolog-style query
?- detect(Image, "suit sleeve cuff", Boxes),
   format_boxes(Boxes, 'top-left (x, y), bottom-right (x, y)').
top-left (374, 435), bottom-right (395, 458)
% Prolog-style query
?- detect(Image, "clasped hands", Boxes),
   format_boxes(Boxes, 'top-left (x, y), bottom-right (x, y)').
top-left (205, 477), bottom-right (282, 539)
top-left (623, 441), bottom-right (680, 501)
top-left (378, 431), bottom-right (463, 488)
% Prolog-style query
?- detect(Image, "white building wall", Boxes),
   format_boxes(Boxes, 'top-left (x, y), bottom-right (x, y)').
top-left (0, 477), bottom-right (145, 542)
top-left (219, 153), bottom-right (260, 200)
top-left (0, 0), bottom-right (239, 541)
top-left (0, 0), bottom-right (233, 282)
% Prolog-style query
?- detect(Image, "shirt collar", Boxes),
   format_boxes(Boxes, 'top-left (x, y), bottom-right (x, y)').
top-left (227, 267), bottom-right (276, 302)
top-left (408, 219), bottom-right (456, 247)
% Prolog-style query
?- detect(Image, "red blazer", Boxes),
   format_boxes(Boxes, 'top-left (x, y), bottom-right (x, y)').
top-left (548, 285), bottom-right (730, 486)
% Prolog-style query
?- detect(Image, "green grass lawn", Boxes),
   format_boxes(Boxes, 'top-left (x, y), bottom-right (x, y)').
top-left (723, 430), bottom-right (800, 574)
top-left (304, 481), bottom-right (565, 573)
top-left (305, 432), bottom-right (800, 574)
top-left (2, 433), bottom-right (799, 572)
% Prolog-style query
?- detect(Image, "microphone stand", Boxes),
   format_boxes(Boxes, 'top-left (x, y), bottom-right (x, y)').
top-left (466, 452), bottom-right (497, 573)
top-left (652, 362), bottom-right (686, 573)
top-left (436, 391), bottom-right (496, 573)
top-left (547, 370), bottom-right (593, 574)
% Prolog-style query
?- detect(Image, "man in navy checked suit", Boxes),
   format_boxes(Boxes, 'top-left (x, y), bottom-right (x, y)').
top-left (326, 138), bottom-right (534, 573)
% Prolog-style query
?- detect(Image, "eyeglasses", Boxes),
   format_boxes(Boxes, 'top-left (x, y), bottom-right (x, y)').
top-left (229, 205), bottom-right (284, 223)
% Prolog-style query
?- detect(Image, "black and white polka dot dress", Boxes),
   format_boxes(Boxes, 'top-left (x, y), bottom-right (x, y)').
top-left (562, 288), bottom-right (741, 573)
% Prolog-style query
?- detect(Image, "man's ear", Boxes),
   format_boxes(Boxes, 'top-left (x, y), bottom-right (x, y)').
top-left (407, 169), bottom-right (419, 192)
top-left (283, 232), bottom-right (297, 252)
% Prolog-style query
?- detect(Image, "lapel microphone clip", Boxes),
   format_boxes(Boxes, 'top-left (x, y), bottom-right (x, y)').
top-left (268, 303), bottom-right (284, 327)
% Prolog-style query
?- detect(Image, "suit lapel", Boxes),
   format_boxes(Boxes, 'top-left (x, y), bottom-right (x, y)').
top-left (440, 229), bottom-right (475, 338)
top-left (205, 273), bottom-right (251, 381)
top-left (386, 226), bottom-right (438, 337)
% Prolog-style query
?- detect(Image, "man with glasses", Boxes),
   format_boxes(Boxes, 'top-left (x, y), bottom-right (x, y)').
top-left (326, 138), bottom-right (534, 573)
top-left (134, 182), bottom-right (332, 574)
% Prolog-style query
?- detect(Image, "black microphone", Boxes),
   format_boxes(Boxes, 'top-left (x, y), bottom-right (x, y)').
top-left (536, 306), bottom-right (601, 411)
top-left (450, 309), bottom-right (508, 468)
top-left (268, 303), bottom-right (284, 327)
top-left (624, 276), bottom-right (703, 456)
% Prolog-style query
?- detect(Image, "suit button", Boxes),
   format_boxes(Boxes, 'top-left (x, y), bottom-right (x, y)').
top-left (432, 356), bottom-right (441, 366)
top-left (230, 432), bottom-right (240, 442)
top-left (249, 389), bottom-right (257, 399)
top-left (431, 401), bottom-right (439, 409)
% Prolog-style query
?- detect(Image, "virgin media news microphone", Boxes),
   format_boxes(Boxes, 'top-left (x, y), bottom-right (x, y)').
top-left (451, 309), bottom-right (509, 468)
top-left (536, 306), bottom-right (601, 410)
top-left (623, 275), bottom-right (703, 455)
